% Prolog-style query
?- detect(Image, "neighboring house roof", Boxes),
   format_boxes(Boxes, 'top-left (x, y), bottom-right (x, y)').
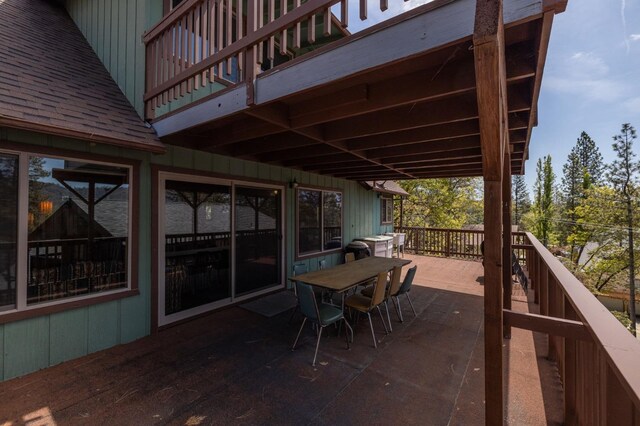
top-left (29, 199), bottom-right (113, 241)
top-left (0, 0), bottom-right (165, 153)
top-left (361, 181), bottom-right (409, 197)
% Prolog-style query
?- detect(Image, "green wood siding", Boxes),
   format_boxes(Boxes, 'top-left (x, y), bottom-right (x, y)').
top-left (64, 0), bottom-right (164, 117)
top-left (0, 126), bottom-right (389, 380)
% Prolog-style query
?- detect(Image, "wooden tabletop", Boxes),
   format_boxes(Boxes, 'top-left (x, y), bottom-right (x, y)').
top-left (290, 256), bottom-right (412, 292)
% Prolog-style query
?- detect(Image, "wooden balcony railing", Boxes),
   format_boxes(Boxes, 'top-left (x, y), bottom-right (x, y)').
top-left (507, 232), bottom-right (640, 423)
top-left (142, 0), bottom-right (424, 118)
top-left (393, 226), bottom-right (528, 261)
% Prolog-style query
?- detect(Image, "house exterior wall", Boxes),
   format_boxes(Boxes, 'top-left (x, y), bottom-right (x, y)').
top-left (0, 127), bottom-right (391, 380)
top-left (64, 0), bottom-right (163, 117)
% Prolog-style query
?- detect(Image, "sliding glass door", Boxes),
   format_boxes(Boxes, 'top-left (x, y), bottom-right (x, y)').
top-left (234, 186), bottom-right (282, 296)
top-left (159, 174), bottom-right (283, 326)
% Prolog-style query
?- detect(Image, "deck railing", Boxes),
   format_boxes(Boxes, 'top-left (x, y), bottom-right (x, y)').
top-left (142, 0), bottom-right (439, 118)
top-left (393, 226), bottom-right (528, 261)
top-left (508, 232), bottom-right (640, 423)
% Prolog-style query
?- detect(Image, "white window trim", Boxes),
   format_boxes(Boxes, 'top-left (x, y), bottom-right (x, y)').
top-left (296, 187), bottom-right (343, 258)
top-left (0, 148), bottom-right (134, 316)
top-left (381, 196), bottom-right (393, 225)
top-left (157, 171), bottom-right (286, 327)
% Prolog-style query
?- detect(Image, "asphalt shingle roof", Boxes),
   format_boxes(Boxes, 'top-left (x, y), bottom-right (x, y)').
top-left (0, 0), bottom-right (165, 153)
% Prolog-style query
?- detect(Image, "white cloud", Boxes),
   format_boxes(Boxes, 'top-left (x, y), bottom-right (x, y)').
top-left (570, 52), bottom-right (609, 76)
top-left (544, 52), bottom-right (626, 102)
top-left (630, 34), bottom-right (640, 41)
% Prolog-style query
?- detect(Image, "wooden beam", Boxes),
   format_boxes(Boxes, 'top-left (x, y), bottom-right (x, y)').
top-left (369, 135), bottom-right (480, 161)
top-left (502, 150), bottom-right (512, 339)
top-left (323, 93), bottom-right (479, 142)
top-left (261, 146), bottom-right (346, 164)
top-left (503, 310), bottom-right (591, 341)
top-left (227, 132), bottom-right (318, 157)
top-left (380, 146), bottom-right (482, 167)
top-left (347, 120), bottom-right (480, 151)
top-left (474, 0), bottom-right (507, 423)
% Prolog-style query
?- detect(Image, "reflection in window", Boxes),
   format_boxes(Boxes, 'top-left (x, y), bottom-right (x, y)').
top-left (27, 157), bottom-right (130, 305)
top-left (297, 188), bottom-right (342, 256)
top-left (0, 154), bottom-right (18, 311)
top-left (164, 181), bottom-right (231, 315)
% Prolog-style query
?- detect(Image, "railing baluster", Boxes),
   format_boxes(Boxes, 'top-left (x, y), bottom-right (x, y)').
top-left (256, 0), bottom-right (263, 65)
top-left (201, 1), bottom-right (208, 84)
top-left (268, 0), bottom-right (275, 61)
top-left (209, 0), bottom-right (216, 82)
top-left (186, 9), bottom-right (193, 93)
top-left (360, 0), bottom-right (367, 20)
top-left (340, 1), bottom-right (348, 29)
top-left (194, 4), bottom-right (201, 89)
top-left (217, 0), bottom-right (224, 76)
top-left (293, 0), bottom-right (301, 49)
top-left (308, 14), bottom-right (316, 43)
top-left (380, 0), bottom-right (388, 11)
top-left (226, 0), bottom-right (233, 75)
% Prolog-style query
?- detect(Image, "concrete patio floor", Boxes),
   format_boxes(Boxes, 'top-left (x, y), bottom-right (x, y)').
top-left (0, 255), bottom-right (562, 425)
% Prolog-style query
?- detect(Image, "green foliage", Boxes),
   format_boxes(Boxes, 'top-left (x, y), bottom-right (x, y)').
top-left (512, 174), bottom-right (530, 228)
top-left (611, 310), bottom-right (633, 331)
top-left (531, 156), bottom-right (556, 246)
top-left (398, 178), bottom-right (483, 228)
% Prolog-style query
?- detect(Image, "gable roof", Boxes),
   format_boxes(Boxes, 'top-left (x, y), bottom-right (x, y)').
top-left (361, 181), bottom-right (409, 197)
top-left (0, 0), bottom-right (165, 153)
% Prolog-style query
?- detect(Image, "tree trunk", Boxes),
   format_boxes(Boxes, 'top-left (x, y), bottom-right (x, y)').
top-left (627, 196), bottom-right (636, 336)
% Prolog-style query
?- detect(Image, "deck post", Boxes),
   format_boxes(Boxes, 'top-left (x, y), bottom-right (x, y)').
top-left (502, 151), bottom-right (512, 339)
top-left (474, 0), bottom-right (508, 423)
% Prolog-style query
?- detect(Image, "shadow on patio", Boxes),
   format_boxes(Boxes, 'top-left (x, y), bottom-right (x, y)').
top-left (0, 256), bottom-right (561, 425)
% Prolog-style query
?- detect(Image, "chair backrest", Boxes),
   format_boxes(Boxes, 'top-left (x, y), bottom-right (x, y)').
top-left (295, 281), bottom-right (319, 322)
top-left (318, 259), bottom-right (327, 270)
top-left (370, 271), bottom-right (389, 307)
top-left (388, 266), bottom-right (403, 297)
top-left (398, 265), bottom-right (417, 295)
top-left (293, 263), bottom-right (308, 276)
top-left (345, 252), bottom-right (356, 263)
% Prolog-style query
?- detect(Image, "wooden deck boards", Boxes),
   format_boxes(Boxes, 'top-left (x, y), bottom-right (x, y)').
top-left (0, 255), bottom-right (562, 425)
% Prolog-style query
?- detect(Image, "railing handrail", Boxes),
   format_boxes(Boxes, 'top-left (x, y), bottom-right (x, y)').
top-left (525, 231), bottom-right (640, 409)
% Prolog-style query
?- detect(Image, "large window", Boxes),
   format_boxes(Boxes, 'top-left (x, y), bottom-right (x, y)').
top-left (381, 196), bottom-right (393, 225)
top-left (0, 148), bottom-right (135, 317)
top-left (297, 188), bottom-right (342, 256)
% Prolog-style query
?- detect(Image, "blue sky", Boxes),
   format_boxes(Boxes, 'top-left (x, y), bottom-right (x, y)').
top-left (527, 0), bottom-right (640, 190)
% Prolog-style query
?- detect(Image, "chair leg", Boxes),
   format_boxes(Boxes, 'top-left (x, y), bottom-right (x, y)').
top-left (288, 303), bottom-right (300, 324)
top-left (312, 326), bottom-right (323, 367)
top-left (384, 300), bottom-right (393, 332)
top-left (292, 317), bottom-right (307, 350)
top-left (393, 296), bottom-right (404, 322)
top-left (367, 312), bottom-right (377, 348)
top-left (343, 318), bottom-right (353, 348)
top-left (406, 293), bottom-right (417, 317)
top-left (376, 305), bottom-right (389, 335)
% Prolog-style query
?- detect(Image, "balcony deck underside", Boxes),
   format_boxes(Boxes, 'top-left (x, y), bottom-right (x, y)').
top-left (152, 0), bottom-right (550, 180)
top-left (0, 255), bottom-right (563, 424)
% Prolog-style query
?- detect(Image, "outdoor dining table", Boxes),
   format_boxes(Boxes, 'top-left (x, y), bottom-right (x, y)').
top-left (290, 256), bottom-right (412, 308)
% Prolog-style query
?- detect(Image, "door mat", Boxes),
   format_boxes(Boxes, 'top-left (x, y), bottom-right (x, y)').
top-left (240, 291), bottom-right (297, 317)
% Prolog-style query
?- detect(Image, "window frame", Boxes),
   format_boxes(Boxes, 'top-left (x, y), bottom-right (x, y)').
top-left (295, 186), bottom-right (343, 260)
top-left (380, 195), bottom-right (394, 225)
top-left (0, 142), bottom-right (140, 325)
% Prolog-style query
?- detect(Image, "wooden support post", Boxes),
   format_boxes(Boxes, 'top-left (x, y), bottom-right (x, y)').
top-left (474, 0), bottom-right (508, 422)
top-left (502, 151), bottom-right (512, 339)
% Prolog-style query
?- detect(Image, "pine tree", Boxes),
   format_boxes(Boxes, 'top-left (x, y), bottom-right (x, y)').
top-left (607, 123), bottom-right (639, 335)
top-left (575, 131), bottom-right (604, 184)
top-left (512, 174), bottom-right (530, 228)
top-left (532, 156), bottom-right (555, 246)
top-left (562, 132), bottom-right (603, 259)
